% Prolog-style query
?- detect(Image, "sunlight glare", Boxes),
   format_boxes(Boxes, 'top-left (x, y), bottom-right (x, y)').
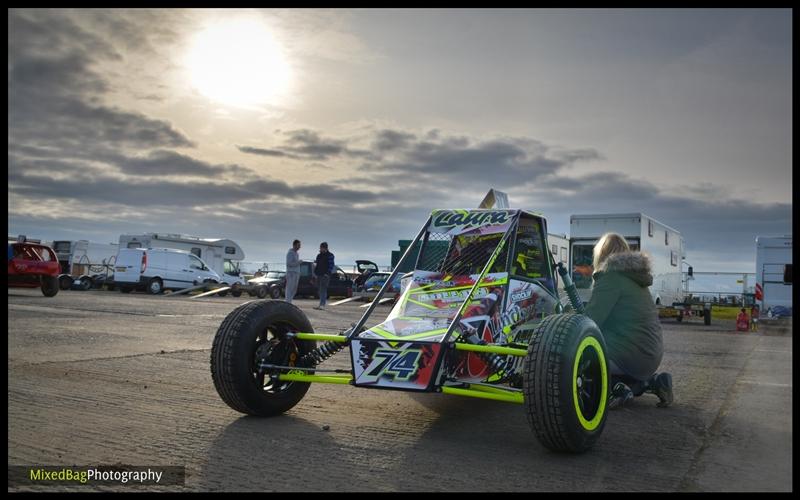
top-left (185, 18), bottom-right (291, 108)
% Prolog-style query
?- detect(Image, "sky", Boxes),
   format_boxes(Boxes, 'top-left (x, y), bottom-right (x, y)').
top-left (8, 8), bottom-right (793, 277)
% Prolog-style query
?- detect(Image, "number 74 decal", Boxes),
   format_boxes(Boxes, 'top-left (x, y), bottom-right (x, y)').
top-left (362, 348), bottom-right (422, 382)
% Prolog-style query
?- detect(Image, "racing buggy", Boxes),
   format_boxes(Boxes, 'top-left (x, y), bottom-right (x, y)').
top-left (8, 240), bottom-right (61, 297)
top-left (211, 208), bottom-right (610, 453)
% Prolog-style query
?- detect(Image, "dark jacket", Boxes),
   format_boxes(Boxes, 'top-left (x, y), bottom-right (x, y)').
top-left (314, 251), bottom-right (335, 276)
top-left (584, 251), bottom-right (663, 381)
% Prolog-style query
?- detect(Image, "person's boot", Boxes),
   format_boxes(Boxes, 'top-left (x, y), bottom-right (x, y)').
top-left (647, 372), bottom-right (674, 408)
top-left (608, 382), bottom-right (634, 409)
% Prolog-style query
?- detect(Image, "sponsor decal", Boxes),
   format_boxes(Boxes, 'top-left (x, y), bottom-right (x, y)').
top-left (430, 210), bottom-right (512, 232)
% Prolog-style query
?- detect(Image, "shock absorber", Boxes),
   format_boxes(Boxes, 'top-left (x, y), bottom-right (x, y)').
top-left (556, 262), bottom-right (585, 314)
top-left (299, 340), bottom-right (346, 367)
top-left (460, 323), bottom-right (511, 381)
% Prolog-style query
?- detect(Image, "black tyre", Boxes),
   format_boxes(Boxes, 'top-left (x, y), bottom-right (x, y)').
top-left (232, 290), bottom-right (243, 298)
top-left (119, 286), bottom-right (133, 293)
top-left (41, 275), bottom-right (59, 297)
top-left (256, 286), bottom-right (269, 299)
top-left (270, 286), bottom-right (282, 299)
top-left (218, 283), bottom-right (229, 297)
top-left (58, 274), bottom-right (73, 290)
top-left (211, 300), bottom-right (317, 416)
top-left (704, 308), bottom-right (711, 326)
top-left (78, 275), bottom-right (93, 291)
top-left (523, 313), bottom-right (609, 453)
top-left (147, 277), bottom-right (163, 295)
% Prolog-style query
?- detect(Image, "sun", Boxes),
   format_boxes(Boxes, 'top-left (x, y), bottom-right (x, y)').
top-left (185, 18), bottom-right (291, 108)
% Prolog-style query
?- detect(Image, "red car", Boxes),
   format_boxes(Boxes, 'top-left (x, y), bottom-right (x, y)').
top-left (8, 241), bottom-right (60, 297)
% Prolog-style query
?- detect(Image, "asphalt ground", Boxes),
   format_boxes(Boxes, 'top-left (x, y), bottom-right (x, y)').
top-left (8, 288), bottom-right (793, 492)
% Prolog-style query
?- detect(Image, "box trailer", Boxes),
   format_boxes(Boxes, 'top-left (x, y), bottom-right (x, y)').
top-left (569, 213), bottom-right (684, 307)
top-left (51, 239), bottom-right (120, 289)
top-left (755, 235), bottom-right (792, 316)
top-left (547, 233), bottom-right (569, 293)
top-left (118, 233), bottom-right (246, 287)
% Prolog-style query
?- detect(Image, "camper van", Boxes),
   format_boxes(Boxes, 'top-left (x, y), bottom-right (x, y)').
top-left (118, 233), bottom-right (245, 287)
top-left (755, 235), bottom-right (792, 316)
top-left (547, 233), bottom-right (569, 293)
top-left (114, 247), bottom-right (221, 294)
top-left (569, 213), bottom-right (684, 307)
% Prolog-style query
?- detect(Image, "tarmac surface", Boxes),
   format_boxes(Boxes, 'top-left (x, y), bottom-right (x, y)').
top-left (8, 288), bottom-right (793, 492)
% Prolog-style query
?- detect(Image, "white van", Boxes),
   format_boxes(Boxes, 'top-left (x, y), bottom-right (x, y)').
top-left (114, 248), bottom-right (221, 294)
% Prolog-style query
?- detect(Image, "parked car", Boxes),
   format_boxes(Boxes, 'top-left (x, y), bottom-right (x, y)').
top-left (114, 247), bottom-right (221, 294)
top-left (296, 261), bottom-right (353, 298)
top-left (354, 271), bottom-right (403, 300)
top-left (353, 260), bottom-right (379, 291)
top-left (8, 240), bottom-right (60, 297)
top-left (246, 271), bottom-right (287, 299)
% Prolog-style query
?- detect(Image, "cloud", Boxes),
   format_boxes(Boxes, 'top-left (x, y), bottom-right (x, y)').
top-left (236, 146), bottom-right (289, 158)
top-left (9, 9), bottom-right (194, 154)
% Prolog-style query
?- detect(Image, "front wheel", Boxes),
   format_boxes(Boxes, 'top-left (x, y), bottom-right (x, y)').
top-left (58, 274), bottom-right (73, 290)
top-left (270, 286), bottom-right (282, 299)
top-left (210, 300), bottom-right (317, 416)
top-left (523, 313), bottom-right (609, 453)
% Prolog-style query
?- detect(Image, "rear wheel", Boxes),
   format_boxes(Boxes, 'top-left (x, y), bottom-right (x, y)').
top-left (523, 313), bottom-right (609, 453)
top-left (147, 278), bottom-right (163, 295)
top-left (256, 286), bottom-right (269, 299)
top-left (270, 286), bottom-right (282, 299)
top-left (41, 276), bottom-right (59, 297)
top-left (211, 300), bottom-right (317, 416)
top-left (218, 283), bottom-right (229, 297)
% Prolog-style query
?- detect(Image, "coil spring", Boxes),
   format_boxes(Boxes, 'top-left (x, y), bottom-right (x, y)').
top-left (480, 351), bottom-right (509, 379)
top-left (300, 340), bottom-right (345, 367)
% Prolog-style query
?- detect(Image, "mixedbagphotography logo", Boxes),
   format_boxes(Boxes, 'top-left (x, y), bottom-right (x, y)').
top-left (8, 465), bottom-right (186, 487)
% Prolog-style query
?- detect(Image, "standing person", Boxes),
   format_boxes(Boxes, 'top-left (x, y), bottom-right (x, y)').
top-left (285, 239), bottom-right (301, 304)
top-left (313, 242), bottom-right (334, 310)
top-left (736, 308), bottom-right (750, 332)
top-left (750, 304), bottom-right (759, 332)
top-left (583, 233), bottom-right (673, 409)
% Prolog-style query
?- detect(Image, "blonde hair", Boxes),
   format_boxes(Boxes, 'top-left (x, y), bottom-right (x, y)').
top-left (593, 232), bottom-right (630, 270)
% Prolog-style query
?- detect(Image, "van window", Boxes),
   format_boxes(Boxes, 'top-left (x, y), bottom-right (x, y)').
top-left (191, 248), bottom-right (201, 258)
top-left (784, 264), bottom-right (792, 284)
top-left (127, 242), bottom-right (141, 249)
top-left (665, 231), bottom-right (669, 246)
top-left (648, 220), bottom-right (654, 237)
top-left (189, 254), bottom-right (205, 270)
top-left (225, 246), bottom-right (236, 255)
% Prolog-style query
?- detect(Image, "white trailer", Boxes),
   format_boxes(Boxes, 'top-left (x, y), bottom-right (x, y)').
top-left (118, 233), bottom-right (246, 286)
top-left (755, 235), bottom-right (792, 315)
top-left (547, 233), bottom-right (569, 293)
top-left (569, 213), bottom-right (684, 307)
top-left (51, 240), bottom-right (120, 274)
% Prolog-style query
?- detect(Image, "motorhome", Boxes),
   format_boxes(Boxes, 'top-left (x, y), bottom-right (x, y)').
top-left (50, 239), bottom-right (120, 276)
top-left (755, 235), bottom-right (792, 315)
top-left (118, 233), bottom-right (245, 287)
top-left (569, 213), bottom-right (684, 307)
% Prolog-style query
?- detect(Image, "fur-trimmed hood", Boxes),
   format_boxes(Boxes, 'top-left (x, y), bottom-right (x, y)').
top-left (594, 251), bottom-right (653, 287)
